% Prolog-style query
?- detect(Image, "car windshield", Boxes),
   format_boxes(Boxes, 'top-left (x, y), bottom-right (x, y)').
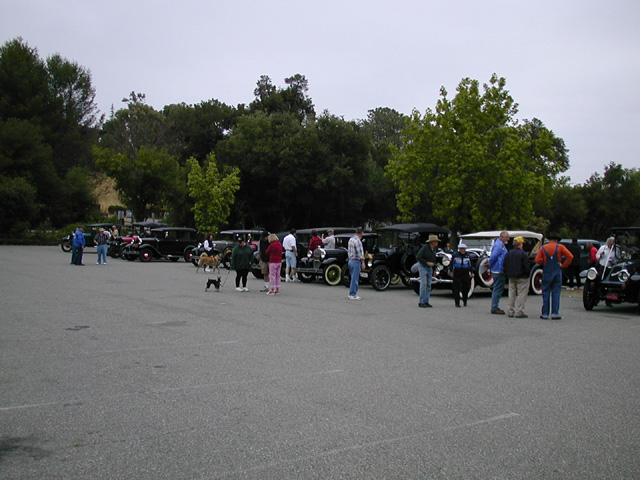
top-left (613, 229), bottom-right (640, 260)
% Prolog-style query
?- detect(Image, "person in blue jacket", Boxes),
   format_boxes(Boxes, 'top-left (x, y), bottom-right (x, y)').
top-left (489, 231), bottom-right (509, 314)
top-left (72, 225), bottom-right (86, 266)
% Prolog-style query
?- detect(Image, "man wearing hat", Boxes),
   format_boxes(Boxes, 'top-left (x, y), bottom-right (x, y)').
top-left (416, 234), bottom-right (440, 308)
top-left (503, 236), bottom-right (531, 318)
top-left (535, 233), bottom-right (573, 320)
top-left (450, 243), bottom-right (475, 307)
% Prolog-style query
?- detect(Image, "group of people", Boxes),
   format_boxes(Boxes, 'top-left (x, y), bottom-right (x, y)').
top-left (488, 231), bottom-right (574, 320)
top-left (70, 225), bottom-right (119, 266)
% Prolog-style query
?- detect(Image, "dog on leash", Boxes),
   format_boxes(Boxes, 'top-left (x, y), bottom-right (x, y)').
top-left (205, 276), bottom-right (222, 292)
top-left (197, 252), bottom-right (222, 274)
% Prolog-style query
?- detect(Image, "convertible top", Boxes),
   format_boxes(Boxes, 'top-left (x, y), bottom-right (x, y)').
top-left (377, 223), bottom-right (450, 234)
top-left (460, 230), bottom-right (543, 241)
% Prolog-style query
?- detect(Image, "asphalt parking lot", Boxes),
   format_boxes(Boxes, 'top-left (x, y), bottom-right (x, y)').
top-left (1, 246), bottom-right (639, 479)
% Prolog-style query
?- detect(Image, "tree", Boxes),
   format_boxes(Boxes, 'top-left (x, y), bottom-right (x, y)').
top-left (249, 74), bottom-right (315, 120)
top-left (187, 154), bottom-right (240, 234)
top-left (386, 74), bottom-right (569, 233)
top-left (94, 145), bottom-right (180, 221)
top-left (0, 38), bottom-right (99, 230)
top-left (581, 163), bottom-right (640, 239)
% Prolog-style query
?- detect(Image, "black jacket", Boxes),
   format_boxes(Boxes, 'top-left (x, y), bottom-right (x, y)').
top-left (416, 244), bottom-right (437, 266)
top-left (503, 247), bottom-right (530, 279)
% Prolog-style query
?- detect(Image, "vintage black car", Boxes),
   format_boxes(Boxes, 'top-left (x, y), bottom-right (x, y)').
top-left (192, 229), bottom-right (261, 268)
top-left (107, 221), bottom-right (167, 258)
top-left (60, 223), bottom-right (115, 252)
top-left (339, 224), bottom-right (450, 291)
top-left (120, 227), bottom-right (198, 262)
top-left (583, 227), bottom-right (640, 313)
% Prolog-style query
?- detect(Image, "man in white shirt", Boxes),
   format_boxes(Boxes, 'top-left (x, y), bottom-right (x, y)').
top-left (282, 229), bottom-right (298, 282)
top-left (322, 229), bottom-right (335, 249)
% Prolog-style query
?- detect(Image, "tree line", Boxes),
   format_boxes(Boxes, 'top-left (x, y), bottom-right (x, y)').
top-left (1, 37), bottom-right (638, 240)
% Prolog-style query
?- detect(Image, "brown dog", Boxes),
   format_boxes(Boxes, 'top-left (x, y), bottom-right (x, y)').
top-left (196, 252), bottom-right (222, 274)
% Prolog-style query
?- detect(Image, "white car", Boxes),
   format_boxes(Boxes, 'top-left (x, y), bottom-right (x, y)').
top-left (458, 230), bottom-right (544, 295)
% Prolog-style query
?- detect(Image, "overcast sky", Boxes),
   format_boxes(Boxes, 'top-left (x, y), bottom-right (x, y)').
top-left (2, 0), bottom-right (639, 184)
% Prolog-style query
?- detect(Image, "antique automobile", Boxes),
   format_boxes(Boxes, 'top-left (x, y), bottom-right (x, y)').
top-left (458, 230), bottom-right (544, 294)
top-left (192, 229), bottom-right (261, 268)
top-left (582, 227), bottom-right (640, 313)
top-left (294, 231), bottom-right (365, 285)
top-left (60, 223), bottom-right (114, 252)
top-left (340, 224), bottom-right (450, 291)
top-left (107, 221), bottom-right (167, 258)
top-left (120, 227), bottom-right (198, 262)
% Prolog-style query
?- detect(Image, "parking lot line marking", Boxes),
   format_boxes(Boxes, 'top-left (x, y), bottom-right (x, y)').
top-left (221, 412), bottom-right (520, 477)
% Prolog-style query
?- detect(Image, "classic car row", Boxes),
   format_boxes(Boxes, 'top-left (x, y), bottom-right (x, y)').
top-left (61, 223), bottom-right (640, 313)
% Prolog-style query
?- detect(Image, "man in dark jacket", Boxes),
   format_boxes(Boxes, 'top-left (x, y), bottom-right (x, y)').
top-left (416, 234), bottom-right (439, 308)
top-left (503, 236), bottom-right (531, 318)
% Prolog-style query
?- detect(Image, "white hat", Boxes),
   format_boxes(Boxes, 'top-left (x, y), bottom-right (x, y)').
top-left (458, 243), bottom-right (468, 249)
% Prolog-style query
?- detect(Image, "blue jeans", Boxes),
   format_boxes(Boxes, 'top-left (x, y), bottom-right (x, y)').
top-left (348, 259), bottom-right (361, 297)
top-left (541, 271), bottom-right (562, 317)
top-left (491, 272), bottom-right (505, 311)
top-left (418, 263), bottom-right (432, 305)
top-left (97, 244), bottom-right (107, 264)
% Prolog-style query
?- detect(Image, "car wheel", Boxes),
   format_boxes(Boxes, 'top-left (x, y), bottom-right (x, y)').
top-left (390, 274), bottom-right (401, 285)
top-left (530, 267), bottom-right (543, 295)
top-left (412, 278), bottom-right (420, 294)
top-left (476, 257), bottom-right (493, 288)
top-left (184, 247), bottom-right (194, 263)
top-left (461, 276), bottom-right (476, 299)
top-left (583, 284), bottom-right (597, 311)
top-left (341, 265), bottom-right (351, 287)
top-left (323, 264), bottom-right (342, 286)
top-left (60, 240), bottom-right (71, 252)
top-left (371, 264), bottom-right (392, 291)
top-left (222, 249), bottom-right (232, 269)
top-left (125, 252), bottom-right (136, 261)
top-left (139, 249), bottom-right (152, 262)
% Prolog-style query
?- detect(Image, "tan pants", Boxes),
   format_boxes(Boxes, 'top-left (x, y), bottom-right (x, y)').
top-left (507, 277), bottom-right (529, 317)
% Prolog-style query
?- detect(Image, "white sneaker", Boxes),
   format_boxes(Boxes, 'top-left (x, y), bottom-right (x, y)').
top-left (242, 287), bottom-right (249, 292)
top-left (348, 295), bottom-right (362, 300)
top-left (96, 261), bottom-right (100, 265)
top-left (235, 287), bottom-right (243, 292)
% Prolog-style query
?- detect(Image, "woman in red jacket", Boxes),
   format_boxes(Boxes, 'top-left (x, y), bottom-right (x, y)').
top-left (265, 233), bottom-right (283, 295)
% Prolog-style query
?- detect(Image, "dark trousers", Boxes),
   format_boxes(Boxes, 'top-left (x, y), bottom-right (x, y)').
top-left (235, 269), bottom-right (249, 288)
top-left (72, 246), bottom-right (84, 265)
top-left (452, 273), bottom-right (472, 305)
top-left (566, 266), bottom-right (581, 287)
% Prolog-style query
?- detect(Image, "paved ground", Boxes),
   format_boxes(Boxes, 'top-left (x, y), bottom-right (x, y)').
top-left (1, 246), bottom-right (639, 479)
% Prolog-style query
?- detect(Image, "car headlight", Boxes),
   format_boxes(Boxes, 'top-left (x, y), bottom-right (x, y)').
top-left (367, 259), bottom-right (373, 268)
top-left (617, 269), bottom-right (630, 283)
top-left (442, 257), bottom-right (451, 267)
top-left (586, 268), bottom-right (598, 281)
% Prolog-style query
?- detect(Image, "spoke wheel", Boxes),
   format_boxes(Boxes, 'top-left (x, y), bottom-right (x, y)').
top-left (371, 265), bottom-right (392, 291)
top-left (583, 284), bottom-right (597, 310)
top-left (323, 264), bottom-right (342, 286)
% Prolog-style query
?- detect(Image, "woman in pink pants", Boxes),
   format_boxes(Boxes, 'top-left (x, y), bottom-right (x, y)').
top-left (264, 233), bottom-right (283, 295)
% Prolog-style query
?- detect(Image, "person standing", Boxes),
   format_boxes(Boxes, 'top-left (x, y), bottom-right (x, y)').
top-left (535, 232), bottom-right (573, 320)
top-left (503, 236), bottom-right (531, 318)
top-left (282, 229), bottom-right (298, 282)
top-left (489, 231), bottom-right (510, 314)
top-left (416, 234), bottom-right (440, 308)
top-left (94, 227), bottom-right (109, 265)
top-left (322, 229), bottom-right (336, 249)
top-left (230, 236), bottom-right (253, 292)
top-left (265, 233), bottom-right (283, 295)
top-left (110, 225), bottom-right (119, 238)
top-left (308, 230), bottom-right (322, 253)
top-left (586, 241), bottom-right (598, 268)
top-left (258, 231), bottom-right (271, 292)
top-left (565, 238), bottom-right (582, 289)
top-left (347, 227), bottom-right (366, 300)
top-left (596, 237), bottom-right (619, 272)
top-left (72, 225), bottom-right (85, 266)
top-left (450, 243), bottom-right (475, 307)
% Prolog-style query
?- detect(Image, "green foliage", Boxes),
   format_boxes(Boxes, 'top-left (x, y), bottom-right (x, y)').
top-left (187, 154), bottom-right (240, 234)
top-left (0, 38), bottom-right (99, 232)
top-left (94, 145), bottom-right (180, 222)
top-left (387, 74), bottom-right (569, 233)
